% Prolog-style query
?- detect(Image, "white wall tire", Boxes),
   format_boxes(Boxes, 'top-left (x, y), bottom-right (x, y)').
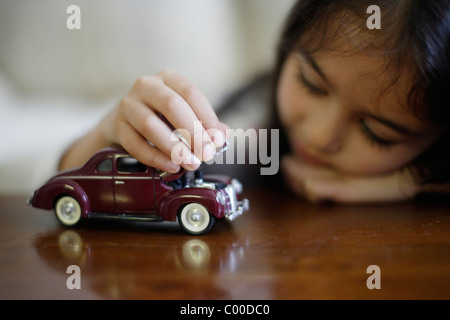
top-left (178, 203), bottom-right (215, 235)
top-left (54, 196), bottom-right (82, 227)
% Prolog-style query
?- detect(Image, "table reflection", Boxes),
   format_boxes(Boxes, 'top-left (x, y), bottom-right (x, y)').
top-left (2, 188), bottom-right (448, 299)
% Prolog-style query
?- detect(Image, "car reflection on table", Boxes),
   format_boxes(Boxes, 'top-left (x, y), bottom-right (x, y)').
top-left (33, 228), bottom-right (248, 299)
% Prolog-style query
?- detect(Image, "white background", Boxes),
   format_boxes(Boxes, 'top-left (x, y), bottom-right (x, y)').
top-left (0, 0), bottom-right (294, 194)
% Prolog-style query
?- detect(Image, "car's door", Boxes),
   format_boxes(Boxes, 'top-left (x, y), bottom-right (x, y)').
top-left (113, 156), bottom-right (156, 214)
top-left (83, 156), bottom-right (115, 213)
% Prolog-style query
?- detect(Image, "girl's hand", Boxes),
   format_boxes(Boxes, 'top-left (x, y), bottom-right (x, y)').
top-left (281, 155), bottom-right (419, 203)
top-left (60, 70), bottom-right (228, 172)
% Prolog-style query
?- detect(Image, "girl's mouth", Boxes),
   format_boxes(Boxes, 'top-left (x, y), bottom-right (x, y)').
top-left (293, 141), bottom-right (327, 167)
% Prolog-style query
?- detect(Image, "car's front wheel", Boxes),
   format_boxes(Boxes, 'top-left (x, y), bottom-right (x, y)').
top-left (54, 196), bottom-right (82, 227)
top-left (178, 203), bottom-right (215, 235)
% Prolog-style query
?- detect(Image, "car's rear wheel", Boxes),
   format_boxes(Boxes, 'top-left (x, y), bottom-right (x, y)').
top-left (178, 203), bottom-right (215, 235)
top-left (54, 196), bottom-right (82, 227)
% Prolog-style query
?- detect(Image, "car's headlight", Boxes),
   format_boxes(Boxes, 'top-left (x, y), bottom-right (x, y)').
top-left (231, 179), bottom-right (243, 194)
top-left (216, 190), bottom-right (226, 205)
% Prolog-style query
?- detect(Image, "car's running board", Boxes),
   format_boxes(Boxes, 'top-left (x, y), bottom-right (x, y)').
top-left (88, 212), bottom-right (163, 222)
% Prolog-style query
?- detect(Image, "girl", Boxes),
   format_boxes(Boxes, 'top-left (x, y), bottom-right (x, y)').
top-left (58, 0), bottom-right (450, 203)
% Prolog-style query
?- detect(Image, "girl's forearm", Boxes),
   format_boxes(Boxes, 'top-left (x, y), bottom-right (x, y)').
top-left (58, 120), bottom-right (112, 171)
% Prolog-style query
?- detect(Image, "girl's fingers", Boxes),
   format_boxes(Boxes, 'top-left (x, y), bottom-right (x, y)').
top-left (159, 69), bottom-right (223, 137)
top-left (131, 74), bottom-right (220, 162)
top-left (281, 154), bottom-right (419, 203)
top-left (281, 155), bottom-right (337, 182)
top-left (303, 172), bottom-right (416, 204)
top-left (121, 98), bottom-right (202, 171)
top-left (116, 120), bottom-right (181, 173)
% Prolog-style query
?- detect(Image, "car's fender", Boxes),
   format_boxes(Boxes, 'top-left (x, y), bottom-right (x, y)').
top-left (31, 179), bottom-right (90, 217)
top-left (157, 188), bottom-right (225, 221)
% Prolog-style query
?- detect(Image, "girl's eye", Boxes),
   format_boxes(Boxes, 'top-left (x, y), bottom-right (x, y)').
top-left (297, 70), bottom-right (328, 97)
top-left (360, 119), bottom-right (393, 149)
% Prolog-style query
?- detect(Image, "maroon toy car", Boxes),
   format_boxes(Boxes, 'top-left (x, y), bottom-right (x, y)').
top-left (29, 147), bottom-right (249, 235)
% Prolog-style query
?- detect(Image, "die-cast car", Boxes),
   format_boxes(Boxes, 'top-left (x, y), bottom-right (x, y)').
top-left (29, 147), bottom-right (249, 235)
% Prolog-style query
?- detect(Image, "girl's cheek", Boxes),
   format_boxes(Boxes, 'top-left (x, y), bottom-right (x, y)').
top-left (277, 72), bottom-right (301, 126)
top-left (276, 93), bottom-right (291, 127)
top-left (276, 80), bottom-right (290, 125)
top-left (337, 142), bottom-right (410, 176)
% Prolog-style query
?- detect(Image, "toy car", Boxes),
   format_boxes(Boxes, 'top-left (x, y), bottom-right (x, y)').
top-left (29, 147), bottom-right (249, 235)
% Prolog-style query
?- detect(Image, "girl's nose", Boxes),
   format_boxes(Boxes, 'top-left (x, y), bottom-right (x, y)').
top-left (302, 110), bottom-right (345, 154)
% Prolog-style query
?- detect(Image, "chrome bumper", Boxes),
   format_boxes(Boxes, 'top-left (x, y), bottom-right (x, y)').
top-left (225, 198), bottom-right (249, 221)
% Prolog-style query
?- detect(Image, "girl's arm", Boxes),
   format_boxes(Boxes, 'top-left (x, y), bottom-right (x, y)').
top-left (281, 155), bottom-right (419, 203)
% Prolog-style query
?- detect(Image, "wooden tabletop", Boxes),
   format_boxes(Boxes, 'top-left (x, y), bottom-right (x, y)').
top-left (1, 188), bottom-right (449, 300)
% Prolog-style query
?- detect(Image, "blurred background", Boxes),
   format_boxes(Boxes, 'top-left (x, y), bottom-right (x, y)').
top-left (0, 0), bottom-right (294, 194)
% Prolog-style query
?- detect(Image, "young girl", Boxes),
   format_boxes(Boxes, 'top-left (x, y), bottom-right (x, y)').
top-left (58, 0), bottom-right (450, 203)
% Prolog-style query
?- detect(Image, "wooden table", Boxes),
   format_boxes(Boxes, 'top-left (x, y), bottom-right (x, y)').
top-left (1, 188), bottom-right (449, 300)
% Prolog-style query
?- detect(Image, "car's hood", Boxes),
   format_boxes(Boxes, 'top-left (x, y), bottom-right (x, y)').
top-left (203, 174), bottom-right (232, 185)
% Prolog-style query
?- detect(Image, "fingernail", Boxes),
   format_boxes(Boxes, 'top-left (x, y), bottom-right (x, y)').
top-left (210, 129), bottom-right (225, 148)
top-left (202, 143), bottom-right (216, 162)
top-left (166, 161), bottom-right (180, 173)
top-left (184, 153), bottom-right (201, 170)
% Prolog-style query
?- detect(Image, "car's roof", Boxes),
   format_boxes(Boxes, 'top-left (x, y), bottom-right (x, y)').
top-left (93, 147), bottom-right (129, 159)
top-left (61, 147), bottom-right (131, 175)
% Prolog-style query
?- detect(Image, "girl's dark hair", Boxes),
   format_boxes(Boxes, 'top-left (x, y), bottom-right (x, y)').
top-left (271, 0), bottom-right (450, 188)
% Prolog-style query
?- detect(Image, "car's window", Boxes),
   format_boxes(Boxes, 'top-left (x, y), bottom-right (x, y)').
top-left (117, 157), bottom-right (147, 173)
top-left (97, 158), bottom-right (112, 173)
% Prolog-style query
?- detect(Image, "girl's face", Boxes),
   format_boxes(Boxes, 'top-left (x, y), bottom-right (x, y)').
top-left (277, 51), bottom-right (442, 176)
